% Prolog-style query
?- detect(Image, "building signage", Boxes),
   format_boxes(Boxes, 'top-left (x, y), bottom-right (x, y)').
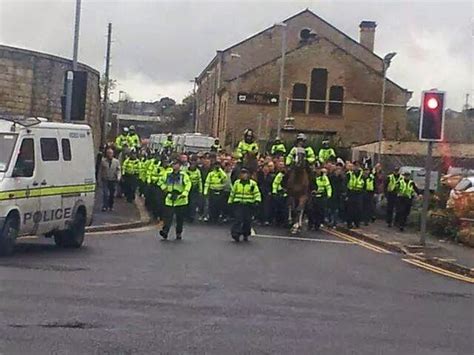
top-left (237, 92), bottom-right (279, 106)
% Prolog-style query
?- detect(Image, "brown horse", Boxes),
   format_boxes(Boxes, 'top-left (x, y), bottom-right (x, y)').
top-left (284, 147), bottom-right (310, 234)
top-left (232, 151), bottom-right (259, 182)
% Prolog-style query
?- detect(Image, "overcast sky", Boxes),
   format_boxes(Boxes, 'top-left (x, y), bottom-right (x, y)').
top-left (0, 0), bottom-right (472, 110)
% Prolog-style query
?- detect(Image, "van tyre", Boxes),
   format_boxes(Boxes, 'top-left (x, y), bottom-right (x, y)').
top-left (54, 210), bottom-right (86, 249)
top-left (0, 216), bottom-right (19, 256)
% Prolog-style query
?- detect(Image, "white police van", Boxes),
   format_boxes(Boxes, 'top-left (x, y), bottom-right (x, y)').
top-left (0, 117), bottom-right (96, 255)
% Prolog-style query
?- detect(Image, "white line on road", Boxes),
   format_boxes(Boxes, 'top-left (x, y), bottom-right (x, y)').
top-left (252, 233), bottom-right (353, 244)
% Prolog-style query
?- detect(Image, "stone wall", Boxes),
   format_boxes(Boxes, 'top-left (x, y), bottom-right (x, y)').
top-left (219, 37), bottom-right (409, 147)
top-left (0, 45), bottom-right (101, 150)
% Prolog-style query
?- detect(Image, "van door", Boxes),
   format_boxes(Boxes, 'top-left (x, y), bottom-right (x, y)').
top-left (35, 132), bottom-right (65, 235)
top-left (9, 137), bottom-right (41, 235)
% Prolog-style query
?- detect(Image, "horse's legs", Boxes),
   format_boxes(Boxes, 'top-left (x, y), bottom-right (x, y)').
top-left (288, 203), bottom-right (292, 226)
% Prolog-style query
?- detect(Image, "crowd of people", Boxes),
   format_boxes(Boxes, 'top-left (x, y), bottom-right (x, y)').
top-left (97, 127), bottom-right (422, 241)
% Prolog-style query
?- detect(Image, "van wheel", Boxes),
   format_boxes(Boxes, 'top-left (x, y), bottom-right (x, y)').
top-left (0, 216), bottom-right (19, 256)
top-left (54, 210), bottom-right (86, 249)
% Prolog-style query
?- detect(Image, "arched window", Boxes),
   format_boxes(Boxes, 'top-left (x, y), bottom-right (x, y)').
top-left (329, 86), bottom-right (344, 115)
top-left (309, 68), bottom-right (327, 114)
top-left (291, 83), bottom-right (307, 113)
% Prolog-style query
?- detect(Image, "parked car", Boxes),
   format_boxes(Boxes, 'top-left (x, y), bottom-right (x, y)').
top-left (447, 177), bottom-right (474, 209)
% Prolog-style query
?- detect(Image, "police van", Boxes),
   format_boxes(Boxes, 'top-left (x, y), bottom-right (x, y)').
top-left (0, 117), bottom-right (96, 255)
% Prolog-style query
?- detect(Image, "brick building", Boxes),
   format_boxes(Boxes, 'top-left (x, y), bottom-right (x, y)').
top-left (0, 45), bottom-right (101, 149)
top-left (196, 9), bottom-right (412, 148)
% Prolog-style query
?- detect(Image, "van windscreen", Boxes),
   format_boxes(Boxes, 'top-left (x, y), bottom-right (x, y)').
top-left (0, 133), bottom-right (18, 172)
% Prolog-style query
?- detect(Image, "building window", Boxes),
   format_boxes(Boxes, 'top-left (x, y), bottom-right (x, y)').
top-left (329, 86), bottom-right (344, 115)
top-left (291, 83), bottom-right (307, 113)
top-left (309, 68), bottom-right (327, 114)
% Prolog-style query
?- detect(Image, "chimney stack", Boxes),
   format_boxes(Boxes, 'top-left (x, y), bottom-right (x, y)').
top-left (359, 21), bottom-right (377, 52)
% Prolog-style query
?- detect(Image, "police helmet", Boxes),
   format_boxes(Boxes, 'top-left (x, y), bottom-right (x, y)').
top-left (296, 133), bottom-right (307, 141)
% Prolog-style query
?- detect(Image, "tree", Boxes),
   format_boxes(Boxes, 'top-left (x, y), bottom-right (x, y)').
top-left (99, 77), bottom-right (117, 101)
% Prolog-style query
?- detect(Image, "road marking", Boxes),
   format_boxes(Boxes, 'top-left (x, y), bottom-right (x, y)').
top-left (252, 233), bottom-right (353, 244)
top-left (322, 227), bottom-right (391, 254)
top-left (86, 226), bottom-right (155, 236)
top-left (403, 258), bottom-right (474, 284)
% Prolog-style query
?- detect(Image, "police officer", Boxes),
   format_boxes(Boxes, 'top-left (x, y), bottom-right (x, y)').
top-left (186, 157), bottom-right (203, 223)
top-left (127, 126), bottom-right (141, 151)
top-left (162, 133), bottom-right (175, 154)
top-left (318, 139), bottom-right (336, 164)
top-left (362, 167), bottom-right (376, 226)
top-left (385, 167), bottom-right (401, 227)
top-left (271, 161), bottom-right (288, 226)
top-left (346, 162), bottom-right (364, 228)
top-left (121, 150), bottom-right (140, 203)
top-left (203, 161), bottom-right (228, 223)
top-left (310, 166), bottom-right (332, 231)
top-left (235, 129), bottom-right (259, 161)
top-left (270, 137), bottom-right (286, 157)
top-left (159, 160), bottom-right (192, 240)
top-left (395, 172), bottom-right (420, 232)
top-left (210, 138), bottom-right (222, 153)
top-left (285, 133), bottom-right (316, 166)
top-left (145, 153), bottom-right (163, 220)
top-left (115, 127), bottom-right (129, 152)
top-left (228, 168), bottom-right (262, 242)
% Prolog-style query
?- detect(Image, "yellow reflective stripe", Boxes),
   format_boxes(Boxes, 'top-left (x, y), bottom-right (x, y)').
top-left (0, 183), bottom-right (96, 201)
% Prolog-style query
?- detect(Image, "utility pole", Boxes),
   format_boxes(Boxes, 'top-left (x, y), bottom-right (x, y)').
top-left (276, 22), bottom-right (287, 138)
top-left (191, 78), bottom-right (198, 133)
top-left (102, 22), bottom-right (112, 146)
top-left (64, 0), bottom-right (82, 122)
top-left (376, 52), bottom-right (397, 163)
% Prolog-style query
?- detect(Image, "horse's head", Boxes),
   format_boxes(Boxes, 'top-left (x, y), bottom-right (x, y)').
top-left (294, 147), bottom-right (306, 167)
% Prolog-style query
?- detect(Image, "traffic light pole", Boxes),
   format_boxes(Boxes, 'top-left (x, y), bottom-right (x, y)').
top-left (419, 141), bottom-right (433, 245)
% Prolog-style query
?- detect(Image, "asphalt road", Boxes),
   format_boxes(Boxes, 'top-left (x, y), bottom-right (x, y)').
top-left (0, 224), bottom-right (472, 354)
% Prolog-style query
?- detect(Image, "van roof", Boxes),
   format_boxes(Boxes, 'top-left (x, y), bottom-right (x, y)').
top-left (0, 117), bottom-right (91, 133)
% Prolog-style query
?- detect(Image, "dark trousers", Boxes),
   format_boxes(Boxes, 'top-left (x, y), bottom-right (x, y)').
top-left (162, 205), bottom-right (187, 236)
top-left (362, 192), bottom-right (375, 224)
top-left (327, 195), bottom-right (343, 227)
top-left (395, 197), bottom-right (412, 228)
top-left (208, 191), bottom-right (224, 222)
top-left (147, 185), bottom-right (162, 220)
top-left (346, 191), bottom-right (363, 227)
top-left (188, 189), bottom-right (201, 222)
top-left (386, 192), bottom-right (397, 225)
top-left (231, 204), bottom-right (253, 238)
top-left (310, 196), bottom-right (327, 230)
top-left (272, 195), bottom-right (288, 225)
top-left (102, 180), bottom-right (117, 209)
top-left (258, 194), bottom-right (273, 223)
top-left (122, 174), bottom-right (137, 203)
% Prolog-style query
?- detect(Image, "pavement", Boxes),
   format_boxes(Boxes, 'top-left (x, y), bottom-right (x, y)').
top-left (0, 223), bottom-right (472, 354)
top-left (88, 189), bottom-right (150, 232)
top-left (337, 220), bottom-right (474, 278)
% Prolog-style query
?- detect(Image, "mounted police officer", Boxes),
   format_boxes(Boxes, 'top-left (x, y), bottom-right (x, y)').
top-left (318, 139), bottom-right (336, 164)
top-left (159, 159), bottom-right (192, 240)
top-left (115, 127), bottom-right (129, 153)
top-left (210, 138), bottom-right (222, 153)
top-left (285, 133), bottom-right (316, 166)
top-left (162, 133), bottom-right (175, 155)
top-left (235, 129), bottom-right (259, 161)
top-left (228, 168), bottom-right (261, 242)
top-left (127, 125), bottom-right (141, 151)
top-left (270, 137), bottom-right (286, 157)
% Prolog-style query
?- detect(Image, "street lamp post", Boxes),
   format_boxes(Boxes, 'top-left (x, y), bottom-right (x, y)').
top-left (190, 78), bottom-right (198, 133)
top-left (376, 52), bottom-right (397, 164)
top-left (64, 0), bottom-right (82, 123)
top-left (276, 22), bottom-right (287, 138)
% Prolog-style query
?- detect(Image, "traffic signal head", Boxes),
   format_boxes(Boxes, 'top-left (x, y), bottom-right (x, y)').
top-left (419, 90), bottom-right (445, 141)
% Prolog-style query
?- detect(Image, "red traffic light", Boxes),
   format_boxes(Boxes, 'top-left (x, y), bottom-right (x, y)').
top-left (427, 97), bottom-right (439, 110)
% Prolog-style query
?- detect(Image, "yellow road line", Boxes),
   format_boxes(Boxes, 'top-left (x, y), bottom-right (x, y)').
top-left (323, 228), bottom-right (391, 254)
top-left (403, 258), bottom-right (474, 284)
top-left (253, 234), bottom-right (353, 244)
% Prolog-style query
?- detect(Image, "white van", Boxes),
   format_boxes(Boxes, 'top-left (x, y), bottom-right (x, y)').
top-left (0, 117), bottom-right (96, 255)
